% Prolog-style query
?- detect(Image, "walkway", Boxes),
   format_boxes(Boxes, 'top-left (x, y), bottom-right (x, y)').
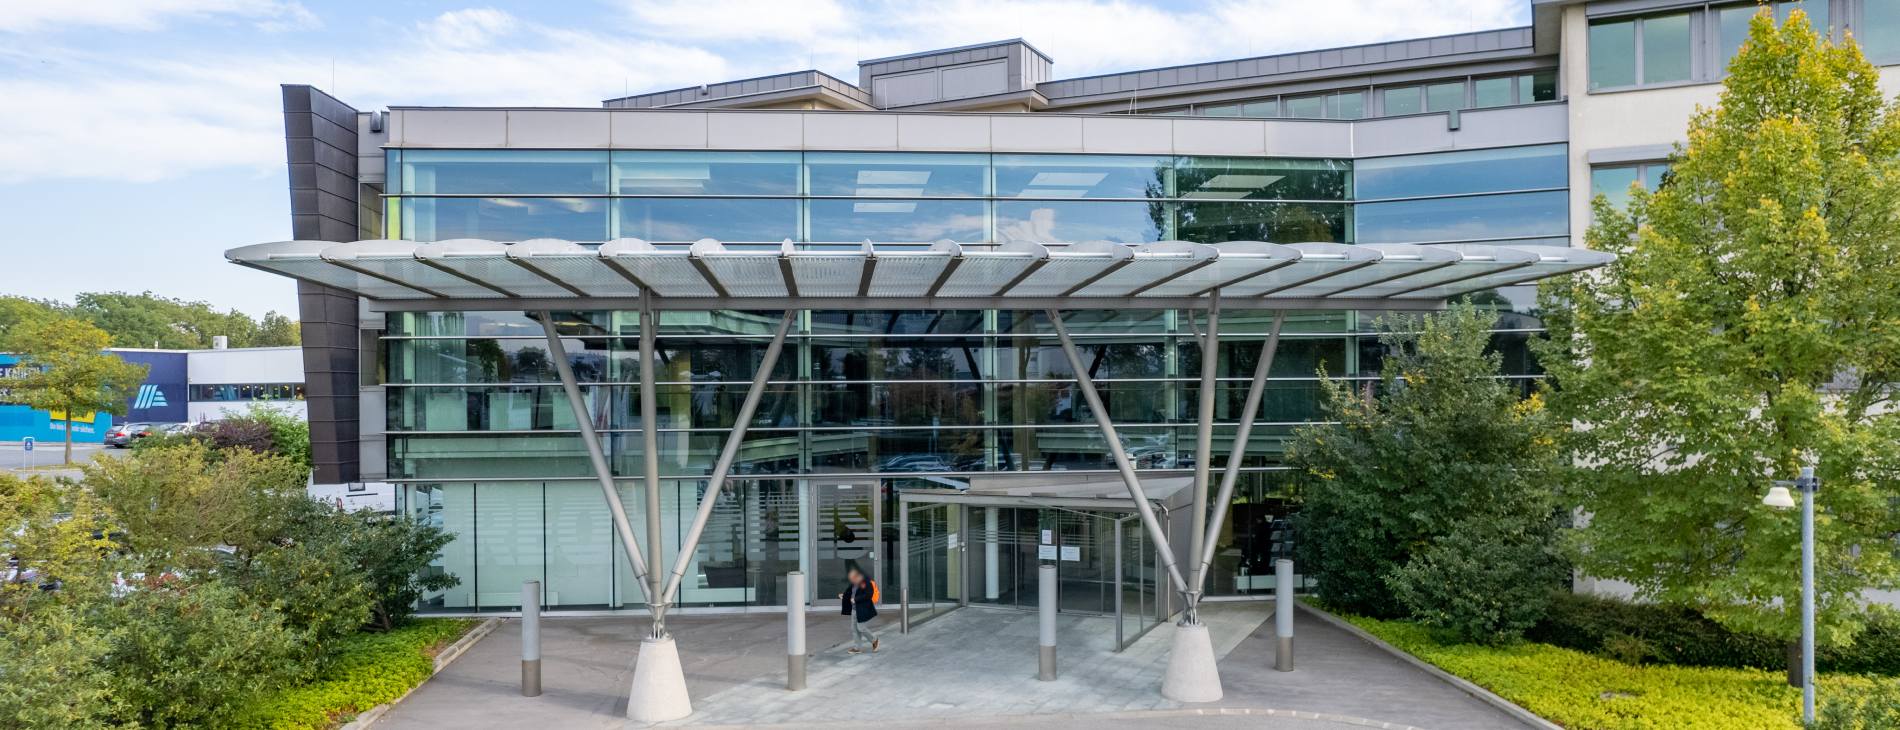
top-left (374, 602), bottom-right (1529, 730)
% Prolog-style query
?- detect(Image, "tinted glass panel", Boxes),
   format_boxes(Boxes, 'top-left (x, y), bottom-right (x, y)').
top-left (1425, 82), bottom-right (1465, 112)
top-left (1354, 190), bottom-right (1569, 244)
top-left (992, 155), bottom-right (1170, 199)
top-left (1523, 71), bottom-right (1559, 102)
top-left (1175, 158), bottom-right (1350, 201)
top-left (1642, 12), bottom-right (1694, 84)
top-left (1242, 100), bottom-right (1280, 117)
top-left (610, 151), bottom-right (799, 195)
top-left (402, 197), bottom-right (609, 242)
top-left (1284, 95), bottom-right (1325, 119)
top-left (1201, 104), bottom-right (1242, 117)
top-left (1778, 1), bottom-right (1827, 36)
top-left (1589, 19), bottom-right (1637, 89)
top-left (614, 198), bottom-right (798, 242)
top-left (806, 152), bottom-right (988, 197)
top-left (1355, 144), bottom-right (1567, 199)
top-left (1333, 91), bottom-right (1367, 119)
top-left (1382, 86), bottom-right (1422, 115)
top-left (1474, 77), bottom-right (1513, 108)
top-left (399, 150), bottom-right (608, 195)
top-left (995, 201), bottom-right (1164, 243)
top-left (1863, 0), bottom-right (1900, 62)
top-left (1590, 166), bottom-right (1641, 211)
top-left (1720, 5), bottom-right (1759, 68)
top-left (807, 199), bottom-right (987, 243)
top-left (1176, 202), bottom-right (1349, 243)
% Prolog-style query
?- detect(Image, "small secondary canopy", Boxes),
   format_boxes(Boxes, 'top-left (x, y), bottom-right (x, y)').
top-left (225, 238), bottom-right (1613, 310)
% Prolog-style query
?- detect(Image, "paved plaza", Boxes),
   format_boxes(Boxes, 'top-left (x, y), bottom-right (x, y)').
top-left (376, 601), bottom-right (1528, 730)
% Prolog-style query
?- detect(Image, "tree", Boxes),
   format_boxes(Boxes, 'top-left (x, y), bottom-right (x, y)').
top-left (0, 474), bottom-right (118, 621)
top-left (72, 291), bottom-right (300, 348)
top-left (84, 440), bottom-right (309, 572)
top-left (1537, 10), bottom-right (1900, 646)
top-left (2, 317), bottom-right (148, 464)
top-left (0, 296), bottom-right (68, 350)
top-left (1288, 305), bottom-right (1566, 637)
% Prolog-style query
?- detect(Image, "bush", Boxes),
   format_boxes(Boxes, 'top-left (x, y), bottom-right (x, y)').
top-left (276, 499), bottom-right (461, 631)
top-left (1336, 609), bottom-right (1887, 730)
top-left (0, 606), bottom-right (115, 729)
top-left (1529, 593), bottom-right (1900, 676)
top-left (225, 528), bottom-right (376, 662)
top-left (1386, 515), bottom-right (1566, 645)
top-left (1814, 678), bottom-right (1900, 729)
top-left (102, 580), bottom-right (307, 728)
top-left (234, 619), bottom-right (475, 730)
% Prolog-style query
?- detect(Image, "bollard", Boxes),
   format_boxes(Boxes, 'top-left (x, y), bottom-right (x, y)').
top-left (1038, 563), bottom-right (1057, 681)
top-left (787, 571), bottom-right (807, 691)
top-left (522, 580), bottom-right (542, 696)
top-left (1275, 559), bottom-right (1294, 672)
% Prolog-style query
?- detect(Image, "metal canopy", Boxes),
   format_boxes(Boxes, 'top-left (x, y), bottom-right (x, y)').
top-left (226, 238), bottom-right (1612, 310)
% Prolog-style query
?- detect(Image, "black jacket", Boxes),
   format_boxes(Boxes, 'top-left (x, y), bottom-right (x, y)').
top-left (841, 580), bottom-right (879, 622)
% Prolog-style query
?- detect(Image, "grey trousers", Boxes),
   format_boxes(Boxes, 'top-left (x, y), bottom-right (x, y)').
top-left (852, 619), bottom-right (876, 648)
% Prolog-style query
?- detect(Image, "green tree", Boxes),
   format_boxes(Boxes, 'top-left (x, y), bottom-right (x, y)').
top-left (0, 296), bottom-right (69, 349)
top-left (2, 317), bottom-right (149, 463)
top-left (1289, 305), bottom-right (1566, 635)
top-left (84, 440), bottom-right (309, 572)
top-left (71, 291), bottom-right (299, 348)
top-left (0, 474), bottom-right (118, 620)
top-left (1537, 10), bottom-right (1900, 646)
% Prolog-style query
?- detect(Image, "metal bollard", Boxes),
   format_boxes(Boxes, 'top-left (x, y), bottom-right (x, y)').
top-left (1038, 563), bottom-right (1057, 681)
top-left (522, 580), bottom-right (542, 696)
top-left (787, 571), bottom-right (807, 691)
top-left (1275, 559), bottom-right (1294, 672)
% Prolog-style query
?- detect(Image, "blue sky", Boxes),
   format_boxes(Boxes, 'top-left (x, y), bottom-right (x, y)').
top-left (0, 0), bottom-right (1528, 317)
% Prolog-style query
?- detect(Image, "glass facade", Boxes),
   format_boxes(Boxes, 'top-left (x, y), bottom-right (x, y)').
top-left (379, 146), bottom-right (1563, 612)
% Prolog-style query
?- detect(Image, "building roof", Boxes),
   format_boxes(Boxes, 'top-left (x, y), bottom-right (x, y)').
top-left (226, 238), bottom-right (1611, 312)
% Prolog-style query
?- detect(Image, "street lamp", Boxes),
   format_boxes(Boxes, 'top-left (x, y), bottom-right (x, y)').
top-left (1762, 465), bottom-right (1818, 725)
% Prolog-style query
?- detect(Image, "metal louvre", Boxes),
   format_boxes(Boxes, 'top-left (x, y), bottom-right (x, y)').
top-left (227, 237), bottom-right (1613, 308)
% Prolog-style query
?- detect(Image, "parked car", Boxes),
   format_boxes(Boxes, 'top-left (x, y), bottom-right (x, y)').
top-left (104, 422), bottom-right (157, 448)
top-left (158, 423), bottom-right (196, 436)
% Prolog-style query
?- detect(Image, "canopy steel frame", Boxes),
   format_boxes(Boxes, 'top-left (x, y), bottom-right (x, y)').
top-left (638, 301), bottom-right (668, 636)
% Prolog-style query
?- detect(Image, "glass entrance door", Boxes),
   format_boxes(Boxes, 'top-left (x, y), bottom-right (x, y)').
top-left (901, 501), bottom-right (961, 628)
top-left (813, 480), bottom-right (878, 602)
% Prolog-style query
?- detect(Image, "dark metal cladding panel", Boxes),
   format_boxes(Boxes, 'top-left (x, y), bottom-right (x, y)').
top-left (283, 84), bottom-right (362, 485)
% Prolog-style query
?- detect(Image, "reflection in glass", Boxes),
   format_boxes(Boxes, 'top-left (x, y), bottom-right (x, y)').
top-left (1589, 19), bottom-right (1637, 89)
top-left (995, 201), bottom-right (1165, 243)
top-left (806, 152), bottom-right (988, 197)
top-left (610, 150), bottom-right (799, 195)
top-left (402, 197), bottom-right (608, 243)
top-left (1474, 77), bottom-right (1513, 108)
top-left (1354, 190), bottom-right (1568, 244)
top-left (399, 150), bottom-right (608, 195)
top-left (1355, 144), bottom-right (1567, 199)
top-left (614, 198), bottom-right (798, 242)
top-left (992, 154), bottom-right (1169, 199)
top-left (1382, 86), bottom-right (1422, 116)
top-left (1176, 202), bottom-right (1349, 243)
top-left (1589, 166), bottom-right (1641, 211)
top-left (1642, 12), bottom-right (1693, 84)
top-left (1521, 71), bottom-right (1558, 102)
top-left (1176, 158), bottom-right (1350, 201)
top-left (1425, 81), bottom-right (1465, 112)
top-left (1861, 0), bottom-right (1900, 62)
top-left (808, 198), bottom-right (987, 243)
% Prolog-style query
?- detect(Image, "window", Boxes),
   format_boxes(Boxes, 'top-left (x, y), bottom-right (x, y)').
top-left (1643, 12), bottom-right (1695, 83)
top-left (1474, 77), bottom-right (1514, 108)
top-left (1425, 81), bottom-right (1466, 112)
top-left (1590, 11), bottom-right (1696, 89)
top-left (1382, 86), bottom-right (1423, 115)
top-left (1284, 91), bottom-right (1366, 119)
top-left (1863, 0), bottom-right (1900, 62)
top-left (993, 155), bottom-right (1170, 199)
top-left (1520, 71), bottom-right (1559, 102)
top-left (610, 151), bottom-right (798, 196)
top-left (1283, 94), bottom-right (1325, 119)
top-left (1589, 18), bottom-right (1639, 89)
top-left (1197, 99), bottom-right (1277, 117)
top-left (1355, 144), bottom-right (1567, 200)
top-left (397, 150), bottom-right (608, 195)
top-left (1720, 3), bottom-right (1830, 68)
top-left (1590, 162), bottom-right (1673, 211)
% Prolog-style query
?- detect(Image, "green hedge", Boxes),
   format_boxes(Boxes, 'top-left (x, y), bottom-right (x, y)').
top-left (1528, 593), bottom-right (1900, 675)
top-left (1336, 611), bottom-right (1888, 730)
top-left (232, 619), bottom-right (476, 730)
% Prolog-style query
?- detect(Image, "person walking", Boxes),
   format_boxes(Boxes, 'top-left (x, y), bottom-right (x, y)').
top-left (839, 565), bottom-right (881, 654)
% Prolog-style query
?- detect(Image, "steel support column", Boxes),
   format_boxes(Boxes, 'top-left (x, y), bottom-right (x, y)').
top-left (1188, 295), bottom-right (1220, 624)
top-left (538, 312), bottom-right (650, 595)
top-left (1196, 310), bottom-right (1284, 595)
top-left (639, 299), bottom-right (667, 636)
top-left (1045, 310), bottom-right (1188, 596)
top-left (660, 311), bottom-right (796, 606)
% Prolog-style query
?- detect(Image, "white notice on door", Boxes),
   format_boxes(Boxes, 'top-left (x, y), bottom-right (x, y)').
top-left (1060, 546), bottom-right (1080, 562)
top-left (1040, 529), bottom-right (1053, 544)
top-left (1038, 545), bottom-right (1058, 560)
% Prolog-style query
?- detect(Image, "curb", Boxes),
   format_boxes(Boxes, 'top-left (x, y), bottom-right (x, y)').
top-left (1295, 604), bottom-right (1562, 730)
top-left (678, 707), bottom-right (1432, 730)
top-left (339, 617), bottom-right (501, 730)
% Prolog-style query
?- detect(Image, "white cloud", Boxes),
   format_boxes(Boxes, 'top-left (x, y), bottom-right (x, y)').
top-left (625, 0), bottom-right (850, 43)
top-left (0, 11), bottom-right (730, 183)
top-left (0, 0), bottom-right (320, 33)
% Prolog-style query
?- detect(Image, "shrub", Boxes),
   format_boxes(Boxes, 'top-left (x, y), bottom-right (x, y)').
top-left (233, 619), bottom-right (475, 730)
top-left (0, 606), bottom-right (115, 729)
top-left (1530, 593), bottom-right (1900, 676)
top-left (1335, 610), bottom-right (1887, 730)
top-left (102, 580), bottom-right (306, 728)
top-left (1386, 515), bottom-right (1566, 645)
top-left (1814, 678), bottom-right (1900, 729)
top-left (224, 528), bottom-right (376, 663)
top-left (275, 499), bottom-right (461, 631)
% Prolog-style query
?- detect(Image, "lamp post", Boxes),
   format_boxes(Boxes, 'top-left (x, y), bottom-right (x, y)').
top-left (1762, 465), bottom-right (1817, 725)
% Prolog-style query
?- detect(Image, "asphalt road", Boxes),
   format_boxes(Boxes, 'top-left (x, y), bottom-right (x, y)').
top-left (0, 440), bottom-right (124, 471)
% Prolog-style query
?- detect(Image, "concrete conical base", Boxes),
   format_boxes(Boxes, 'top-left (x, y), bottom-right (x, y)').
top-left (627, 635), bottom-right (692, 723)
top-left (1160, 622), bottom-right (1223, 703)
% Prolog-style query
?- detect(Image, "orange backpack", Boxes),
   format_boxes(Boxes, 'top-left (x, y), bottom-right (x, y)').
top-left (869, 579), bottom-right (881, 604)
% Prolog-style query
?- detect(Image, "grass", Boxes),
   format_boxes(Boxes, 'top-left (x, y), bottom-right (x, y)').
top-left (232, 618), bottom-right (479, 730)
top-left (1331, 611), bottom-right (1889, 729)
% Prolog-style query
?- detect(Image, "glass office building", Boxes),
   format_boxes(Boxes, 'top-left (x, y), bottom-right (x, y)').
top-left (270, 1), bottom-right (1900, 615)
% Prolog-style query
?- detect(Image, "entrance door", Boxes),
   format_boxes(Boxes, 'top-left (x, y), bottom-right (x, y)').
top-left (901, 501), bottom-right (961, 627)
top-left (965, 506), bottom-right (1119, 614)
top-left (813, 481), bottom-right (878, 601)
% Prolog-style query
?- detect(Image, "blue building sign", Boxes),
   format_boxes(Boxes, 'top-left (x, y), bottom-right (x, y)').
top-left (117, 351), bottom-right (188, 423)
top-left (0, 350), bottom-right (188, 443)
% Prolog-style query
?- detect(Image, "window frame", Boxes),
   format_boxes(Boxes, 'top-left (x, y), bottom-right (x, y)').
top-left (1590, 1), bottom-right (1854, 93)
